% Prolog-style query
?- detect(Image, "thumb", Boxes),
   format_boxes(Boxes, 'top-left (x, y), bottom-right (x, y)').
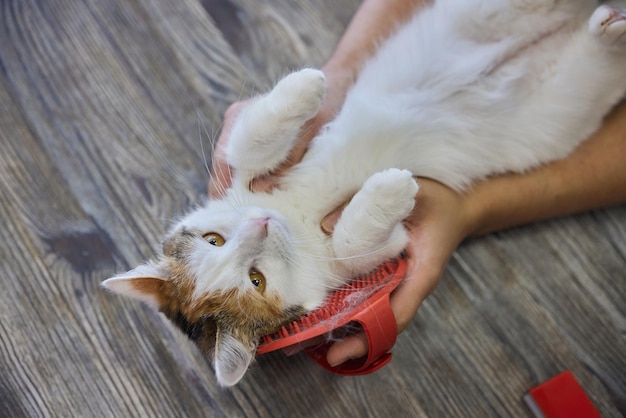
top-left (326, 332), bottom-right (369, 367)
top-left (323, 253), bottom-right (438, 367)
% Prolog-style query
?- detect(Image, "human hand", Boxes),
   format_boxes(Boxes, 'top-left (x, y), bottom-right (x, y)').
top-left (207, 70), bottom-right (352, 197)
top-left (321, 178), bottom-right (475, 367)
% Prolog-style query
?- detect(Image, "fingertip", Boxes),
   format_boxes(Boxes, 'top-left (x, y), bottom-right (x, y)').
top-left (321, 201), bottom-right (349, 235)
top-left (320, 216), bottom-right (335, 235)
top-left (249, 175), bottom-right (276, 193)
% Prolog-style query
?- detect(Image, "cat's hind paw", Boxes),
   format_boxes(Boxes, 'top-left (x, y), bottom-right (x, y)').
top-left (589, 5), bottom-right (626, 48)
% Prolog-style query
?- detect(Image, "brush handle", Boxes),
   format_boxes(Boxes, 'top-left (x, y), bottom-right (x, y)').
top-left (305, 268), bottom-right (402, 376)
top-left (305, 292), bottom-right (396, 375)
top-left (258, 258), bottom-right (406, 375)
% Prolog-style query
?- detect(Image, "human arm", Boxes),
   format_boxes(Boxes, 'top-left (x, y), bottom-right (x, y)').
top-left (468, 101), bottom-right (626, 236)
top-left (208, 0), bottom-right (432, 196)
top-left (323, 100), bottom-right (626, 366)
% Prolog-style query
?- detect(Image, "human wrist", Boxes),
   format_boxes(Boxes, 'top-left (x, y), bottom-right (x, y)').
top-left (447, 184), bottom-right (479, 245)
top-left (321, 67), bottom-right (355, 98)
top-left (409, 178), bottom-right (476, 247)
top-left (319, 64), bottom-right (355, 121)
top-left (321, 47), bottom-right (362, 84)
top-left (461, 173), bottom-right (543, 238)
top-left (461, 184), bottom-right (492, 238)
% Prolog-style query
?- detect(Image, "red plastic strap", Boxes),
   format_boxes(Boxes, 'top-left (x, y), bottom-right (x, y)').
top-left (305, 287), bottom-right (398, 376)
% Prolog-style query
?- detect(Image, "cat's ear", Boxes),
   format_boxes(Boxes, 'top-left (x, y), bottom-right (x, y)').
top-left (101, 263), bottom-right (168, 310)
top-left (214, 328), bottom-right (257, 387)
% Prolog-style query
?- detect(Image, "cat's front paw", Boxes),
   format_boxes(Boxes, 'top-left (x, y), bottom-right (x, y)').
top-left (361, 169), bottom-right (419, 221)
top-left (270, 69), bottom-right (326, 121)
top-left (226, 69), bottom-right (326, 183)
top-left (590, 5), bottom-right (626, 48)
top-left (332, 169), bottom-right (418, 276)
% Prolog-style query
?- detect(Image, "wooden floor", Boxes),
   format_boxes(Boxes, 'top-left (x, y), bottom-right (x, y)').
top-left (1, 0), bottom-right (624, 416)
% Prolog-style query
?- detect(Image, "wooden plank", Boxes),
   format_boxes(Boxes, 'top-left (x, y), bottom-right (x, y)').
top-left (0, 0), bottom-right (624, 416)
top-left (0, 72), bottom-right (221, 417)
top-left (201, 0), bottom-right (359, 85)
top-left (0, 0), bottom-right (249, 415)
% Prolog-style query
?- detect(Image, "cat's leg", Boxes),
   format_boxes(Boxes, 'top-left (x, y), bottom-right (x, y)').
top-left (501, 3), bottom-right (626, 171)
top-left (332, 169), bottom-right (419, 276)
top-left (226, 69), bottom-right (326, 186)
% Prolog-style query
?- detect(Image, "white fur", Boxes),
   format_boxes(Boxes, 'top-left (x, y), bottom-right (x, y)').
top-left (214, 330), bottom-right (256, 387)
top-left (332, 169), bottom-right (418, 276)
top-left (177, 202), bottom-right (328, 309)
top-left (109, 0), bottom-right (626, 387)
top-left (179, 0), bottom-right (626, 312)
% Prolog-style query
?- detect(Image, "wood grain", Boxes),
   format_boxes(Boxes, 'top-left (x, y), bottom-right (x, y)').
top-left (0, 0), bottom-right (624, 416)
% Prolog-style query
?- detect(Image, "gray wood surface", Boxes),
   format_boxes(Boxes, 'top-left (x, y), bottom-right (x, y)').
top-left (1, 0), bottom-right (624, 416)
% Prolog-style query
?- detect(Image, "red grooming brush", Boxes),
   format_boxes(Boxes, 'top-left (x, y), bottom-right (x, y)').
top-left (257, 258), bottom-right (407, 376)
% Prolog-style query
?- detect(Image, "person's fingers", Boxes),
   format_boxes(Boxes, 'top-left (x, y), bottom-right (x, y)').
top-left (324, 245), bottom-right (442, 367)
top-left (389, 252), bottom-right (440, 332)
top-left (323, 291), bottom-right (425, 368)
top-left (321, 200), bottom-right (350, 234)
top-left (247, 172), bottom-right (275, 193)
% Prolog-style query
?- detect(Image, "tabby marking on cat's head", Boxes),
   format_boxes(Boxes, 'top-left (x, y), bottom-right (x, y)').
top-left (102, 203), bottom-right (307, 386)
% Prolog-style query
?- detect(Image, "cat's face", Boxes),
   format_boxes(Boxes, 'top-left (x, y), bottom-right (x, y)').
top-left (102, 200), bottom-right (310, 386)
top-left (171, 202), bottom-right (302, 305)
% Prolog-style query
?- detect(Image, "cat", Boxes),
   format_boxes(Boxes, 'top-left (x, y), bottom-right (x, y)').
top-left (102, 0), bottom-right (626, 386)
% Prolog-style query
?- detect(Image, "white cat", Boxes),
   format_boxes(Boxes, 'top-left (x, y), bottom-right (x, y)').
top-left (102, 0), bottom-right (626, 386)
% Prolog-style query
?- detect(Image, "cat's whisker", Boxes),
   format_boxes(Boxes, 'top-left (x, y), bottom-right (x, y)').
top-left (291, 242), bottom-right (330, 249)
top-left (321, 272), bottom-right (352, 286)
top-left (298, 243), bottom-right (395, 262)
top-left (288, 236), bottom-right (328, 245)
top-left (199, 112), bottom-right (232, 201)
top-left (197, 109), bottom-right (213, 179)
top-left (229, 184), bottom-right (249, 208)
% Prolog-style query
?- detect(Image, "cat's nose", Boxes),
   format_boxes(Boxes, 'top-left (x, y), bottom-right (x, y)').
top-left (253, 217), bottom-right (270, 236)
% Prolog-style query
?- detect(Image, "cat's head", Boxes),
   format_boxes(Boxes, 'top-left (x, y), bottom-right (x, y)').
top-left (102, 201), bottom-right (315, 386)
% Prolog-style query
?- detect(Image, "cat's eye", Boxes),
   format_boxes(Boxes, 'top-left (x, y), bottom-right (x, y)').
top-left (249, 270), bottom-right (266, 294)
top-left (203, 232), bottom-right (225, 247)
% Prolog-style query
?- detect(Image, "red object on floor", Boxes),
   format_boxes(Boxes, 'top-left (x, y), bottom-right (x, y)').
top-left (524, 370), bottom-right (602, 418)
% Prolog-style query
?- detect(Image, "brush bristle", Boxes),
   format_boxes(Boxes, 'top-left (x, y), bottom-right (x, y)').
top-left (257, 258), bottom-right (404, 353)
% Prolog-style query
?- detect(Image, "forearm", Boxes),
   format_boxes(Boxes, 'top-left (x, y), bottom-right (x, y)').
top-left (323, 0), bottom-right (430, 77)
top-left (467, 100), bottom-right (626, 237)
